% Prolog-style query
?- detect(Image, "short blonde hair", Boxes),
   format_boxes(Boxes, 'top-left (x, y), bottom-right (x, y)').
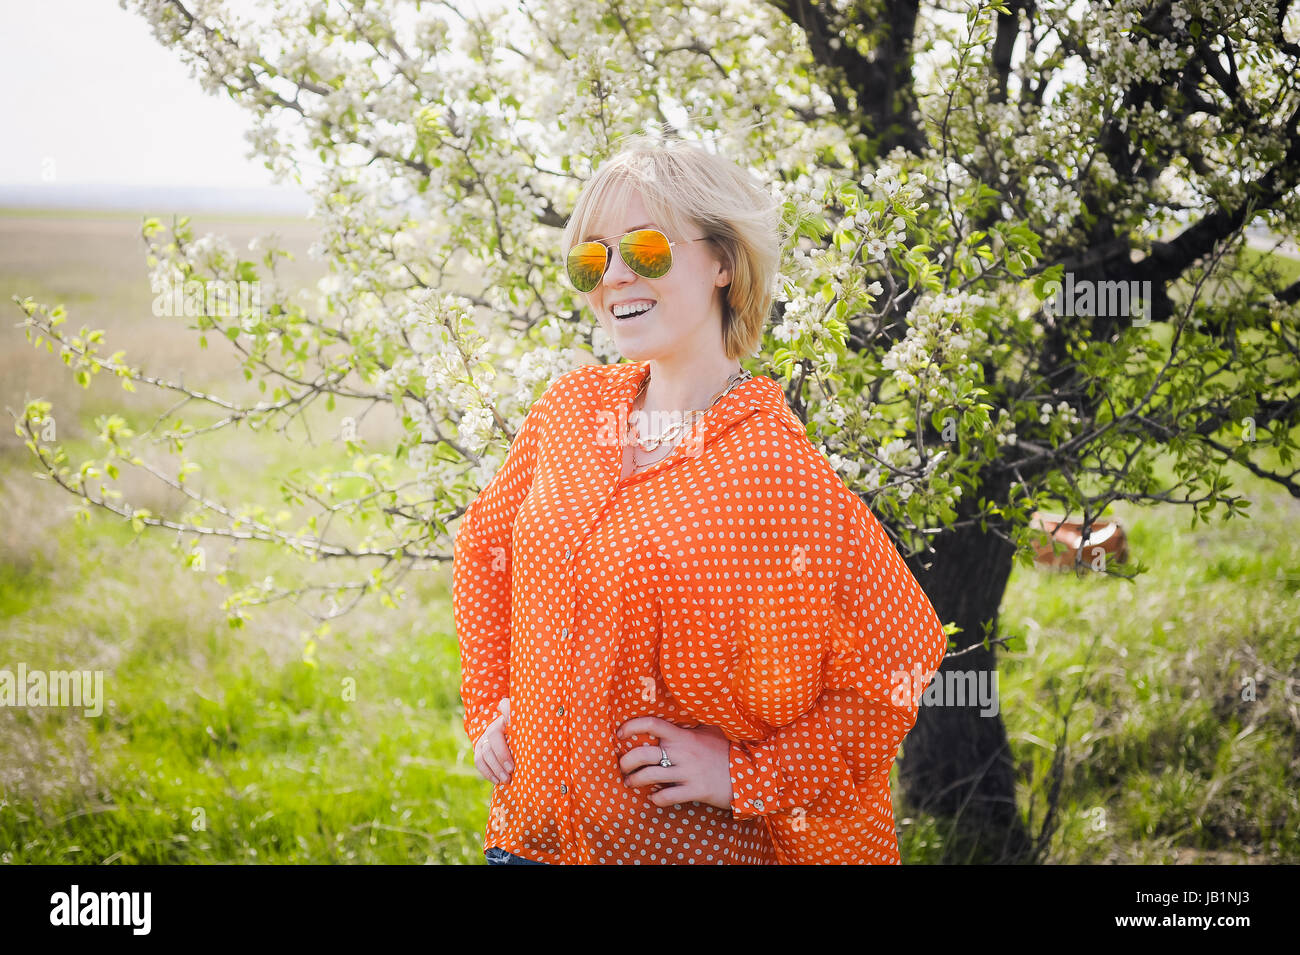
top-left (562, 135), bottom-right (784, 361)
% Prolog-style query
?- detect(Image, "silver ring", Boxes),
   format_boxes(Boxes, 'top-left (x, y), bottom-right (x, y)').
top-left (659, 746), bottom-right (672, 768)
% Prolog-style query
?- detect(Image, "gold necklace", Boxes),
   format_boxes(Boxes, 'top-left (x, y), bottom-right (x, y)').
top-left (626, 367), bottom-right (751, 468)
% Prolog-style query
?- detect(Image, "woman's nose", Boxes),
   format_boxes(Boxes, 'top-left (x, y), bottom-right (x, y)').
top-left (602, 248), bottom-right (635, 287)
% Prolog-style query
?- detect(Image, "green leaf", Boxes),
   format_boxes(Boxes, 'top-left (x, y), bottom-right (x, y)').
top-left (1032, 263), bottom-right (1065, 299)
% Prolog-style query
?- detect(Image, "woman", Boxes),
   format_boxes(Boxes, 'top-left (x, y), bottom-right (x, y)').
top-left (453, 136), bottom-right (947, 864)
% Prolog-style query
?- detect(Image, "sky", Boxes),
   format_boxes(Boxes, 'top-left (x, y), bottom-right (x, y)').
top-left (0, 0), bottom-right (306, 206)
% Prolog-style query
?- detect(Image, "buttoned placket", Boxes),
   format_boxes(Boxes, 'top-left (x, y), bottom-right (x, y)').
top-left (542, 363), bottom-right (768, 863)
top-left (556, 538), bottom-right (576, 849)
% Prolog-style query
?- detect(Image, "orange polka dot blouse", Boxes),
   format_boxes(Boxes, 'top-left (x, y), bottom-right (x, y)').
top-left (453, 359), bottom-right (947, 864)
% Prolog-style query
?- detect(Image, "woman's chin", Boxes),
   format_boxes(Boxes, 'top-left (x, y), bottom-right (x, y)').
top-left (613, 339), bottom-right (656, 361)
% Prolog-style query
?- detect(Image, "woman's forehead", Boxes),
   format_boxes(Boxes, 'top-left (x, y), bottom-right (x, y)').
top-left (586, 186), bottom-right (649, 237)
top-left (586, 185), bottom-right (686, 239)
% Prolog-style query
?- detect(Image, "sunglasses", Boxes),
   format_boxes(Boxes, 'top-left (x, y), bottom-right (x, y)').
top-left (566, 228), bottom-right (708, 293)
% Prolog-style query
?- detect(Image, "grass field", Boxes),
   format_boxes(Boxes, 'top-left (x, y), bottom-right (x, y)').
top-left (1, 210), bottom-right (1296, 864)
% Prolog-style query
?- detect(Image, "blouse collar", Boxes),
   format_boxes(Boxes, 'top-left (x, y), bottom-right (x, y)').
top-left (596, 359), bottom-right (790, 448)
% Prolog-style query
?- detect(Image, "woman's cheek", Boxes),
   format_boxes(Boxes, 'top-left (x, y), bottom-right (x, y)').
top-left (586, 295), bottom-right (608, 330)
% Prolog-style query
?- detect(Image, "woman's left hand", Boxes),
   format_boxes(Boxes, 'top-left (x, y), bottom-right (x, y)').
top-left (617, 717), bottom-right (733, 809)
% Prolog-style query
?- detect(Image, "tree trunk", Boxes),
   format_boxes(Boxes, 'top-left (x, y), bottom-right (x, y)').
top-left (900, 519), bottom-right (1033, 862)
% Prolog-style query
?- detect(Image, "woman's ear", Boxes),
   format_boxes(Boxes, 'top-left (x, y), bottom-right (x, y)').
top-left (714, 246), bottom-right (733, 288)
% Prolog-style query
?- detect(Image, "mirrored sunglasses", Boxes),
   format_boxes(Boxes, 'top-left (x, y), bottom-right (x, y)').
top-left (566, 228), bottom-right (706, 293)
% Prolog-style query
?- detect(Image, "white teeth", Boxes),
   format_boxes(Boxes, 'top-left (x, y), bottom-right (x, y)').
top-left (613, 302), bottom-right (655, 318)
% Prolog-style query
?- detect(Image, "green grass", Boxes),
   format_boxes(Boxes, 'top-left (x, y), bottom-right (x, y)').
top-left (895, 465), bottom-right (1300, 864)
top-left (1, 510), bottom-right (486, 864)
top-left (1238, 244), bottom-right (1300, 287)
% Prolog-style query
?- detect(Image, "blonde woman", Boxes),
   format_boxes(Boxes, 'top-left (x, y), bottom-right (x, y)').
top-left (453, 135), bottom-right (947, 864)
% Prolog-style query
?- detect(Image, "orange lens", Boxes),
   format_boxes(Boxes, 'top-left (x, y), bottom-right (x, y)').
top-left (567, 241), bottom-right (609, 292)
top-left (619, 230), bottom-right (673, 279)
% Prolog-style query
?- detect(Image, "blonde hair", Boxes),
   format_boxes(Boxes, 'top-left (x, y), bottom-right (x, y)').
top-left (562, 134), bottom-right (785, 361)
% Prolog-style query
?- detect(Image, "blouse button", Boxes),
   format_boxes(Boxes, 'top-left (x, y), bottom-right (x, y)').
top-left (556, 704), bottom-right (565, 716)
top-left (751, 798), bottom-right (765, 811)
top-left (559, 784), bottom-right (568, 795)
top-left (561, 627), bottom-right (569, 639)
top-left (564, 545), bottom-right (571, 560)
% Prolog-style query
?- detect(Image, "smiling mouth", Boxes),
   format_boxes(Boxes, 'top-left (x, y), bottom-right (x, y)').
top-left (613, 303), bottom-right (656, 322)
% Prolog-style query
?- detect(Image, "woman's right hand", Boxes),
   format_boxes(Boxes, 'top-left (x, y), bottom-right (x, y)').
top-left (473, 698), bottom-right (514, 785)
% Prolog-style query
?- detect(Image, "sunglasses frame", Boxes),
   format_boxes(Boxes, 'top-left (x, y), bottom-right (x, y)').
top-left (566, 228), bottom-right (709, 293)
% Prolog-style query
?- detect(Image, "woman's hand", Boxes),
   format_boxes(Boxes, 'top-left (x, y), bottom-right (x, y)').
top-left (617, 717), bottom-right (733, 809)
top-left (473, 698), bottom-right (514, 785)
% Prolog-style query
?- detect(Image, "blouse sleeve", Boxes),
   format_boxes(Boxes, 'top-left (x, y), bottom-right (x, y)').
top-left (820, 492), bottom-right (950, 746)
top-left (452, 387), bottom-right (551, 748)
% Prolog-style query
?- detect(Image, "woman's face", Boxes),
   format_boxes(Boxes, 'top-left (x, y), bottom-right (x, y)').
top-left (579, 188), bottom-right (731, 361)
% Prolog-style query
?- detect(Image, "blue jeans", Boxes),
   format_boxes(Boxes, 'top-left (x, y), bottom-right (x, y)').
top-left (485, 846), bottom-right (550, 865)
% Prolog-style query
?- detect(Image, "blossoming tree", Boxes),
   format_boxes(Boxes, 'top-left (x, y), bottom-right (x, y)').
top-left (14, 0), bottom-right (1300, 859)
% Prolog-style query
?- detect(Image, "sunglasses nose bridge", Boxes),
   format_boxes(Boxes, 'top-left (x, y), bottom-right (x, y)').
top-left (601, 241), bottom-right (637, 286)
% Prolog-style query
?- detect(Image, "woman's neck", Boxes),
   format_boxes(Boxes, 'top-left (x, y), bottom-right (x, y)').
top-left (639, 354), bottom-right (743, 415)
